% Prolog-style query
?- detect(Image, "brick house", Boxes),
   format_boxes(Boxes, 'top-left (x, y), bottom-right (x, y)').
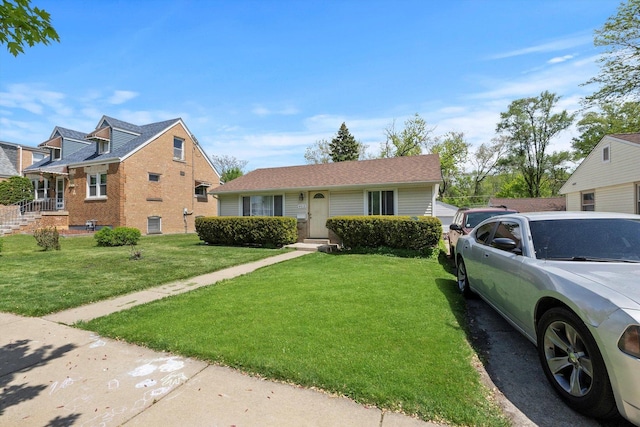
top-left (0, 141), bottom-right (48, 181)
top-left (23, 116), bottom-right (219, 234)
top-left (210, 155), bottom-right (442, 242)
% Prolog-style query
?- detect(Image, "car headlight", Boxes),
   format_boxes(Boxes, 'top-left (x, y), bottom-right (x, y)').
top-left (618, 325), bottom-right (640, 358)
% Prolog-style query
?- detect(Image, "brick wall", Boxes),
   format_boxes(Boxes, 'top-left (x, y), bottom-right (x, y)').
top-left (66, 163), bottom-right (123, 229)
top-left (121, 123), bottom-right (219, 234)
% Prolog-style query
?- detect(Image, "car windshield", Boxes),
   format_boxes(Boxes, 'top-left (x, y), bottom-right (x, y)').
top-left (529, 218), bottom-right (640, 262)
top-left (465, 211), bottom-right (512, 228)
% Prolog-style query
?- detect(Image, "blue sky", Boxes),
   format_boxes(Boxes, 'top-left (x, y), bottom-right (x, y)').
top-left (0, 0), bottom-right (619, 171)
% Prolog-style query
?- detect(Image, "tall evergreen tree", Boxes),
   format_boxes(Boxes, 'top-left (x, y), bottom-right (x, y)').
top-left (329, 123), bottom-right (360, 162)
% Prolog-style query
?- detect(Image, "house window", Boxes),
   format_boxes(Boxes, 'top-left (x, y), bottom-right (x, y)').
top-left (173, 137), bottom-right (184, 160)
top-left (581, 191), bottom-right (595, 211)
top-left (195, 181), bottom-right (210, 198)
top-left (98, 140), bottom-right (110, 154)
top-left (149, 173), bottom-right (161, 182)
top-left (32, 178), bottom-right (49, 199)
top-left (602, 145), bottom-right (610, 163)
top-left (87, 173), bottom-right (107, 198)
top-left (368, 190), bottom-right (394, 215)
top-left (148, 216), bottom-right (162, 234)
top-left (51, 147), bottom-right (61, 160)
top-left (242, 195), bottom-right (283, 216)
top-left (32, 152), bottom-right (45, 164)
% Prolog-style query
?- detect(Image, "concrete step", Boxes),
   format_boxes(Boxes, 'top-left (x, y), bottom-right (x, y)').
top-left (303, 239), bottom-right (330, 245)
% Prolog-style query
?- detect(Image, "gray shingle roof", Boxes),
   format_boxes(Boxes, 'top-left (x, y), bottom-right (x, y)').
top-left (0, 148), bottom-right (19, 177)
top-left (610, 132), bottom-right (640, 145)
top-left (211, 154), bottom-right (442, 193)
top-left (25, 117), bottom-right (181, 172)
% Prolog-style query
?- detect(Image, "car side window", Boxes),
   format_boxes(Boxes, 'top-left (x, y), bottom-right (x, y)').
top-left (492, 221), bottom-right (522, 251)
top-left (475, 222), bottom-right (495, 245)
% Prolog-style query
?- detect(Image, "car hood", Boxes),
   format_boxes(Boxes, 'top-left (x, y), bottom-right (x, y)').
top-left (550, 262), bottom-right (640, 307)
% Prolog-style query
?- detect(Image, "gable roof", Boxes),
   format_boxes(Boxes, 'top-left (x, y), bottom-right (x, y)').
top-left (24, 116), bottom-right (219, 179)
top-left (559, 132), bottom-right (640, 194)
top-left (610, 133), bottom-right (640, 145)
top-left (489, 197), bottom-right (566, 212)
top-left (0, 147), bottom-right (19, 177)
top-left (211, 154), bottom-right (441, 194)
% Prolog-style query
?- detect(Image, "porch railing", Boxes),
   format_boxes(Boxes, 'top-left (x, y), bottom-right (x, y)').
top-left (0, 198), bottom-right (58, 228)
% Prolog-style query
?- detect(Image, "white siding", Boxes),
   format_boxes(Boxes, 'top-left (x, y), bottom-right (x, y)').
top-left (565, 193), bottom-right (581, 211)
top-left (284, 192), bottom-right (303, 219)
top-left (595, 183), bottom-right (636, 214)
top-left (563, 184), bottom-right (636, 214)
top-left (329, 190), bottom-right (363, 216)
top-left (397, 187), bottom-right (433, 216)
top-left (561, 138), bottom-right (640, 194)
top-left (218, 195), bottom-right (240, 216)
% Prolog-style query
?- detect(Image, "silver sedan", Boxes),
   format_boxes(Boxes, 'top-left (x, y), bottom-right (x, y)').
top-left (454, 211), bottom-right (640, 426)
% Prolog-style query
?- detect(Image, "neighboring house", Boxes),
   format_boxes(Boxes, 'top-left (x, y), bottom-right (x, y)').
top-left (23, 116), bottom-right (220, 234)
top-left (488, 197), bottom-right (566, 212)
top-left (436, 200), bottom-right (459, 233)
top-left (0, 141), bottom-right (48, 181)
top-left (210, 155), bottom-right (442, 242)
top-left (560, 133), bottom-right (640, 214)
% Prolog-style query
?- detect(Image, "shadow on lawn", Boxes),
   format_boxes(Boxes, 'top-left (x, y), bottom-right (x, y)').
top-left (0, 339), bottom-right (80, 425)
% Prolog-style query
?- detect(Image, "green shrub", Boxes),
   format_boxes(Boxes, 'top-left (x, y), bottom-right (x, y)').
top-left (0, 176), bottom-right (34, 205)
top-left (33, 227), bottom-right (60, 251)
top-left (196, 216), bottom-right (297, 247)
top-left (95, 227), bottom-right (141, 247)
top-left (326, 216), bottom-right (442, 250)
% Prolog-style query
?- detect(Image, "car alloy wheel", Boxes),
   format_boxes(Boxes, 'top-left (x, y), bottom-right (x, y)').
top-left (537, 308), bottom-right (618, 419)
top-left (456, 259), bottom-right (474, 298)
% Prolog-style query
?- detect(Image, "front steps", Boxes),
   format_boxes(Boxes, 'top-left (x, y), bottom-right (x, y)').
top-left (0, 212), bottom-right (41, 236)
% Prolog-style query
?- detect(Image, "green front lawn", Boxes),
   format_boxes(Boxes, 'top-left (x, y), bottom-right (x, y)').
top-left (82, 252), bottom-right (509, 427)
top-left (0, 234), bottom-right (289, 316)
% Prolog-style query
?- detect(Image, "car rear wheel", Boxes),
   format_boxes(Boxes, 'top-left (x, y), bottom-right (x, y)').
top-left (537, 308), bottom-right (618, 419)
top-left (456, 259), bottom-right (475, 298)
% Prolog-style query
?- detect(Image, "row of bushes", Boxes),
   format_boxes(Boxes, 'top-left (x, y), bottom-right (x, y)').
top-left (326, 216), bottom-right (442, 251)
top-left (196, 216), bottom-right (297, 247)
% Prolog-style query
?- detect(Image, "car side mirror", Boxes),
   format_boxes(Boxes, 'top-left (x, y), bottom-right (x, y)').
top-left (492, 237), bottom-right (521, 254)
top-left (449, 224), bottom-right (462, 232)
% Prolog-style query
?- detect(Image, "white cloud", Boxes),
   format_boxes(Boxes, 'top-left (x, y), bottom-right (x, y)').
top-left (548, 54), bottom-right (575, 64)
top-left (251, 104), bottom-right (299, 116)
top-left (108, 90), bottom-right (139, 105)
top-left (488, 34), bottom-right (592, 60)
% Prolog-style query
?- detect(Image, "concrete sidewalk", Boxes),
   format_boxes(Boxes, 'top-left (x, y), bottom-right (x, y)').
top-left (0, 248), bottom-right (444, 427)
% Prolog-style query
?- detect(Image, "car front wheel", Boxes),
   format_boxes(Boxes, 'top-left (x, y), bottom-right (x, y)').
top-left (537, 308), bottom-right (618, 419)
top-left (456, 259), bottom-right (475, 298)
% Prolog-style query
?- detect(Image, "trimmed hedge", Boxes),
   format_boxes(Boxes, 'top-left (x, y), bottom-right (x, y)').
top-left (326, 216), bottom-right (442, 250)
top-left (95, 227), bottom-right (141, 247)
top-left (196, 216), bottom-right (297, 247)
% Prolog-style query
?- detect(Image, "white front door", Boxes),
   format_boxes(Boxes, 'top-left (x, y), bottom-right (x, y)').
top-left (309, 191), bottom-right (329, 238)
top-left (56, 177), bottom-right (65, 210)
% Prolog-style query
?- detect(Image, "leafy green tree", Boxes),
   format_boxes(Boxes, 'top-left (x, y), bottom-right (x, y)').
top-left (430, 132), bottom-right (470, 198)
top-left (496, 91), bottom-right (575, 197)
top-left (380, 113), bottom-right (435, 157)
top-left (0, 0), bottom-right (60, 56)
top-left (211, 155), bottom-right (247, 183)
top-left (545, 151), bottom-right (573, 195)
top-left (572, 101), bottom-right (640, 159)
top-left (221, 166), bottom-right (243, 183)
top-left (0, 176), bottom-right (34, 205)
top-left (469, 136), bottom-right (508, 197)
top-left (329, 123), bottom-right (360, 162)
top-left (583, 0), bottom-right (640, 105)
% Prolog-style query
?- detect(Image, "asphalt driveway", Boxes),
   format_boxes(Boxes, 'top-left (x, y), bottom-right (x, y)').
top-left (465, 297), bottom-right (635, 427)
